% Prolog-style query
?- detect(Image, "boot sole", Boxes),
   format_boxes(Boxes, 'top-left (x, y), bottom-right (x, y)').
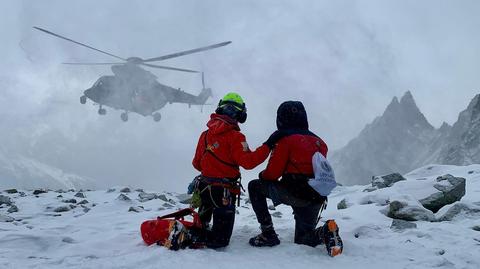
top-left (325, 220), bottom-right (343, 257)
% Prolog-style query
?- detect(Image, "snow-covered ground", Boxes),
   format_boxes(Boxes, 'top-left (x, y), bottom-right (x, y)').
top-left (1, 165), bottom-right (480, 269)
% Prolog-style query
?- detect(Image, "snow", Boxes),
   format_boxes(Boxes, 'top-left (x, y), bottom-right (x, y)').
top-left (1, 165), bottom-right (480, 268)
top-left (0, 152), bottom-right (94, 190)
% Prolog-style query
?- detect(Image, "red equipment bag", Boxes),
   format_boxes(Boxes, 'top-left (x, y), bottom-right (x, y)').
top-left (141, 208), bottom-right (202, 247)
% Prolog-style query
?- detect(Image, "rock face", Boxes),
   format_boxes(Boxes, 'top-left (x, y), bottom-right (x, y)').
top-left (331, 91), bottom-right (435, 185)
top-left (419, 175), bottom-right (466, 213)
top-left (331, 92), bottom-right (480, 185)
top-left (387, 201), bottom-right (435, 222)
top-left (437, 94), bottom-right (480, 165)
top-left (372, 173), bottom-right (406, 189)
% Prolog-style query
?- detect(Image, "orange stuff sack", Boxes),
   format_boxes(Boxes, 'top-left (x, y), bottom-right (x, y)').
top-left (141, 208), bottom-right (202, 246)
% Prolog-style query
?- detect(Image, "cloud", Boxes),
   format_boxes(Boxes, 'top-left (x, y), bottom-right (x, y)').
top-left (0, 0), bottom-right (479, 191)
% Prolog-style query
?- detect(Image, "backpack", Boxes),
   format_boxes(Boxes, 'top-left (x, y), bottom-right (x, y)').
top-left (308, 152), bottom-right (337, 196)
top-left (140, 208), bottom-right (202, 250)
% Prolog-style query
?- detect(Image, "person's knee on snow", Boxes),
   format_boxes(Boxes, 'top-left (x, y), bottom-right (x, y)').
top-left (191, 93), bottom-right (273, 248)
top-left (248, 101), bottom-right (336, 250)
top-left (206, 205), bottom-right (236, 248)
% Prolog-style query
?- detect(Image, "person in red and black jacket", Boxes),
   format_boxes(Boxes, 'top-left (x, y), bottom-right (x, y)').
top-left (248, 101), bottom-right (343, 255)
top-left (191, 92), bottom-right (286, 249)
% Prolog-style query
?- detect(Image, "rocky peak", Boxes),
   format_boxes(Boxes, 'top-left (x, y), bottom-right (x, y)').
top-left (383, 96), bottom-right (400, 117)
top-left (381, 91), bottom-right (433, 131)
top-left (332, 92), bottom-right (480, 185)
top-left (450, 94), bottom-right (480, 130)
top-left (399, 91), bottom-right (416, 109)
top-left (466, 94), bottom-right (480, 121)
top-left (438, 122), bottom-right (451, 133)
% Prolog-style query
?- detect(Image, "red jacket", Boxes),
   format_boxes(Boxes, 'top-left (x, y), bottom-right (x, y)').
top-left (260, 133), bottom-right (328, 181)
top-left (193, 114), bottom-right (270, 179)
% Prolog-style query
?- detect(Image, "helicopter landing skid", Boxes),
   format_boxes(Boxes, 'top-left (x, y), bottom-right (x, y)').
top-left (152, 112), bottom-right (161, 122)
top-left (121, 112), bottom-right (128, 122)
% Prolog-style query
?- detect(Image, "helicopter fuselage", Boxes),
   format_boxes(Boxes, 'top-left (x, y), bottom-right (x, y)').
top-left (84, 75), bottom-right (169, 116)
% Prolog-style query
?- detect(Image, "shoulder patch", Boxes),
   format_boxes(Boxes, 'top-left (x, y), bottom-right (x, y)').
top-left (241, 141), bottom-right (249, 152)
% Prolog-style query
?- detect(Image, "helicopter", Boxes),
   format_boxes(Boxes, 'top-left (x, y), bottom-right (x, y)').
top-left (33, 26), bottom-right (231, 122)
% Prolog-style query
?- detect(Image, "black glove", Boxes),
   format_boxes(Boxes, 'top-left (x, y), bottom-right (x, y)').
top-left (263, 130), bottom-right (288, 149)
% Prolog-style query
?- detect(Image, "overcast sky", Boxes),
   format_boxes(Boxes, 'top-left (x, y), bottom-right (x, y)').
top-left (1, 0), bottom-right (479, 191)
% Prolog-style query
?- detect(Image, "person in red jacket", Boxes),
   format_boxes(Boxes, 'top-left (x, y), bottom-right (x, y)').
top-left (248, 101), bottom-right (343, 257)
top-left (191, 92), bottom-right (285, 248)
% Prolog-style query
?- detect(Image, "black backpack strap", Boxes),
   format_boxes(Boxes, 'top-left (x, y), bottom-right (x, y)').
top-left (203, 130), bottom-right (239, 168)
top-left (158, 208), bottom-right (195, 220)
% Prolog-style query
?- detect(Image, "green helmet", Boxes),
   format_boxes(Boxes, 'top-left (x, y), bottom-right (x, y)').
top-left (219, 92), bottom-right (244, 108)
top-left (216, 92), bottom-right (247, 123)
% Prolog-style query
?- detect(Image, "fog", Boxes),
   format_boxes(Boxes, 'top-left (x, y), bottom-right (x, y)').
top-left (1, 0), bottom-right (479, 191)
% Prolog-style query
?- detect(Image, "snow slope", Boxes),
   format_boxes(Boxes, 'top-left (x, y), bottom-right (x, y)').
top-left (1, 165), bottom-right (479, 269)
top-left (0, 151), bottom-right (95, 190)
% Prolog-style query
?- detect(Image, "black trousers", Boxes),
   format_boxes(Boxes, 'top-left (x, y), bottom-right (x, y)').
top-left (198, 181), bottom-right (237, 249)
top-left (248, 179), bottom-right (325, 247)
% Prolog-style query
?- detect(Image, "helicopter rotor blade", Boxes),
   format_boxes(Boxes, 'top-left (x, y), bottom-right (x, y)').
top-left (33, 26), bottom-right (126, 61)
top-left (63, 62), bottom-right (124, 65)
top-left (141, 63), bottom-right (199, 73)
top-left (142, 41), bottom-right (231, 63)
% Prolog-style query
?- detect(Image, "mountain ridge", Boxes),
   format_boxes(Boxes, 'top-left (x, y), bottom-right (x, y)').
top-left (331, 92), bottom-right (480, 185)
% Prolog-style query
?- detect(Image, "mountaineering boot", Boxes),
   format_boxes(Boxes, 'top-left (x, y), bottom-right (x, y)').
top-left (164, 220), bottom-right (191, 251)
top-left (319, 219), bottom-right (343, 257)
top-left (187, 227), bottom-right (208, 249)
top-left (249, 228), bottom-right (280, 247)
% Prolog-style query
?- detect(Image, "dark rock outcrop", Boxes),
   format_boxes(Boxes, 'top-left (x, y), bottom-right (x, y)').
top-left (33, 189), bottom-right (48, 195)
top-left (437, 203), bottom-right (480, 221)
top-left (372, 173), bottom-right (406, 189)
top-left (419, 174), bottom-right (466, 213)
top-left (0, 195), bottom-right (12, 206)
top-left (387, 200), bottom-right (435, 221)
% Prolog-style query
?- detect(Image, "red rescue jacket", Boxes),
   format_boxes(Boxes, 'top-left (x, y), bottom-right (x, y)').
top-left (193, 114), bottom-right (270, 179)
top-left (260, 133), bottom-right (328, 181)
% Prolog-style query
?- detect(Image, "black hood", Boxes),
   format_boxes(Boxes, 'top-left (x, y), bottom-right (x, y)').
top-left (276, 101), bottom-right (309, 130)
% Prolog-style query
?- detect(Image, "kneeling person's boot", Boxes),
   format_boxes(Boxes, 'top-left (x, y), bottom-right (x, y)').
top-left (249, 226), bottom-right (280, 247)
top-left (316, 219), bottom-right (343, 257)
